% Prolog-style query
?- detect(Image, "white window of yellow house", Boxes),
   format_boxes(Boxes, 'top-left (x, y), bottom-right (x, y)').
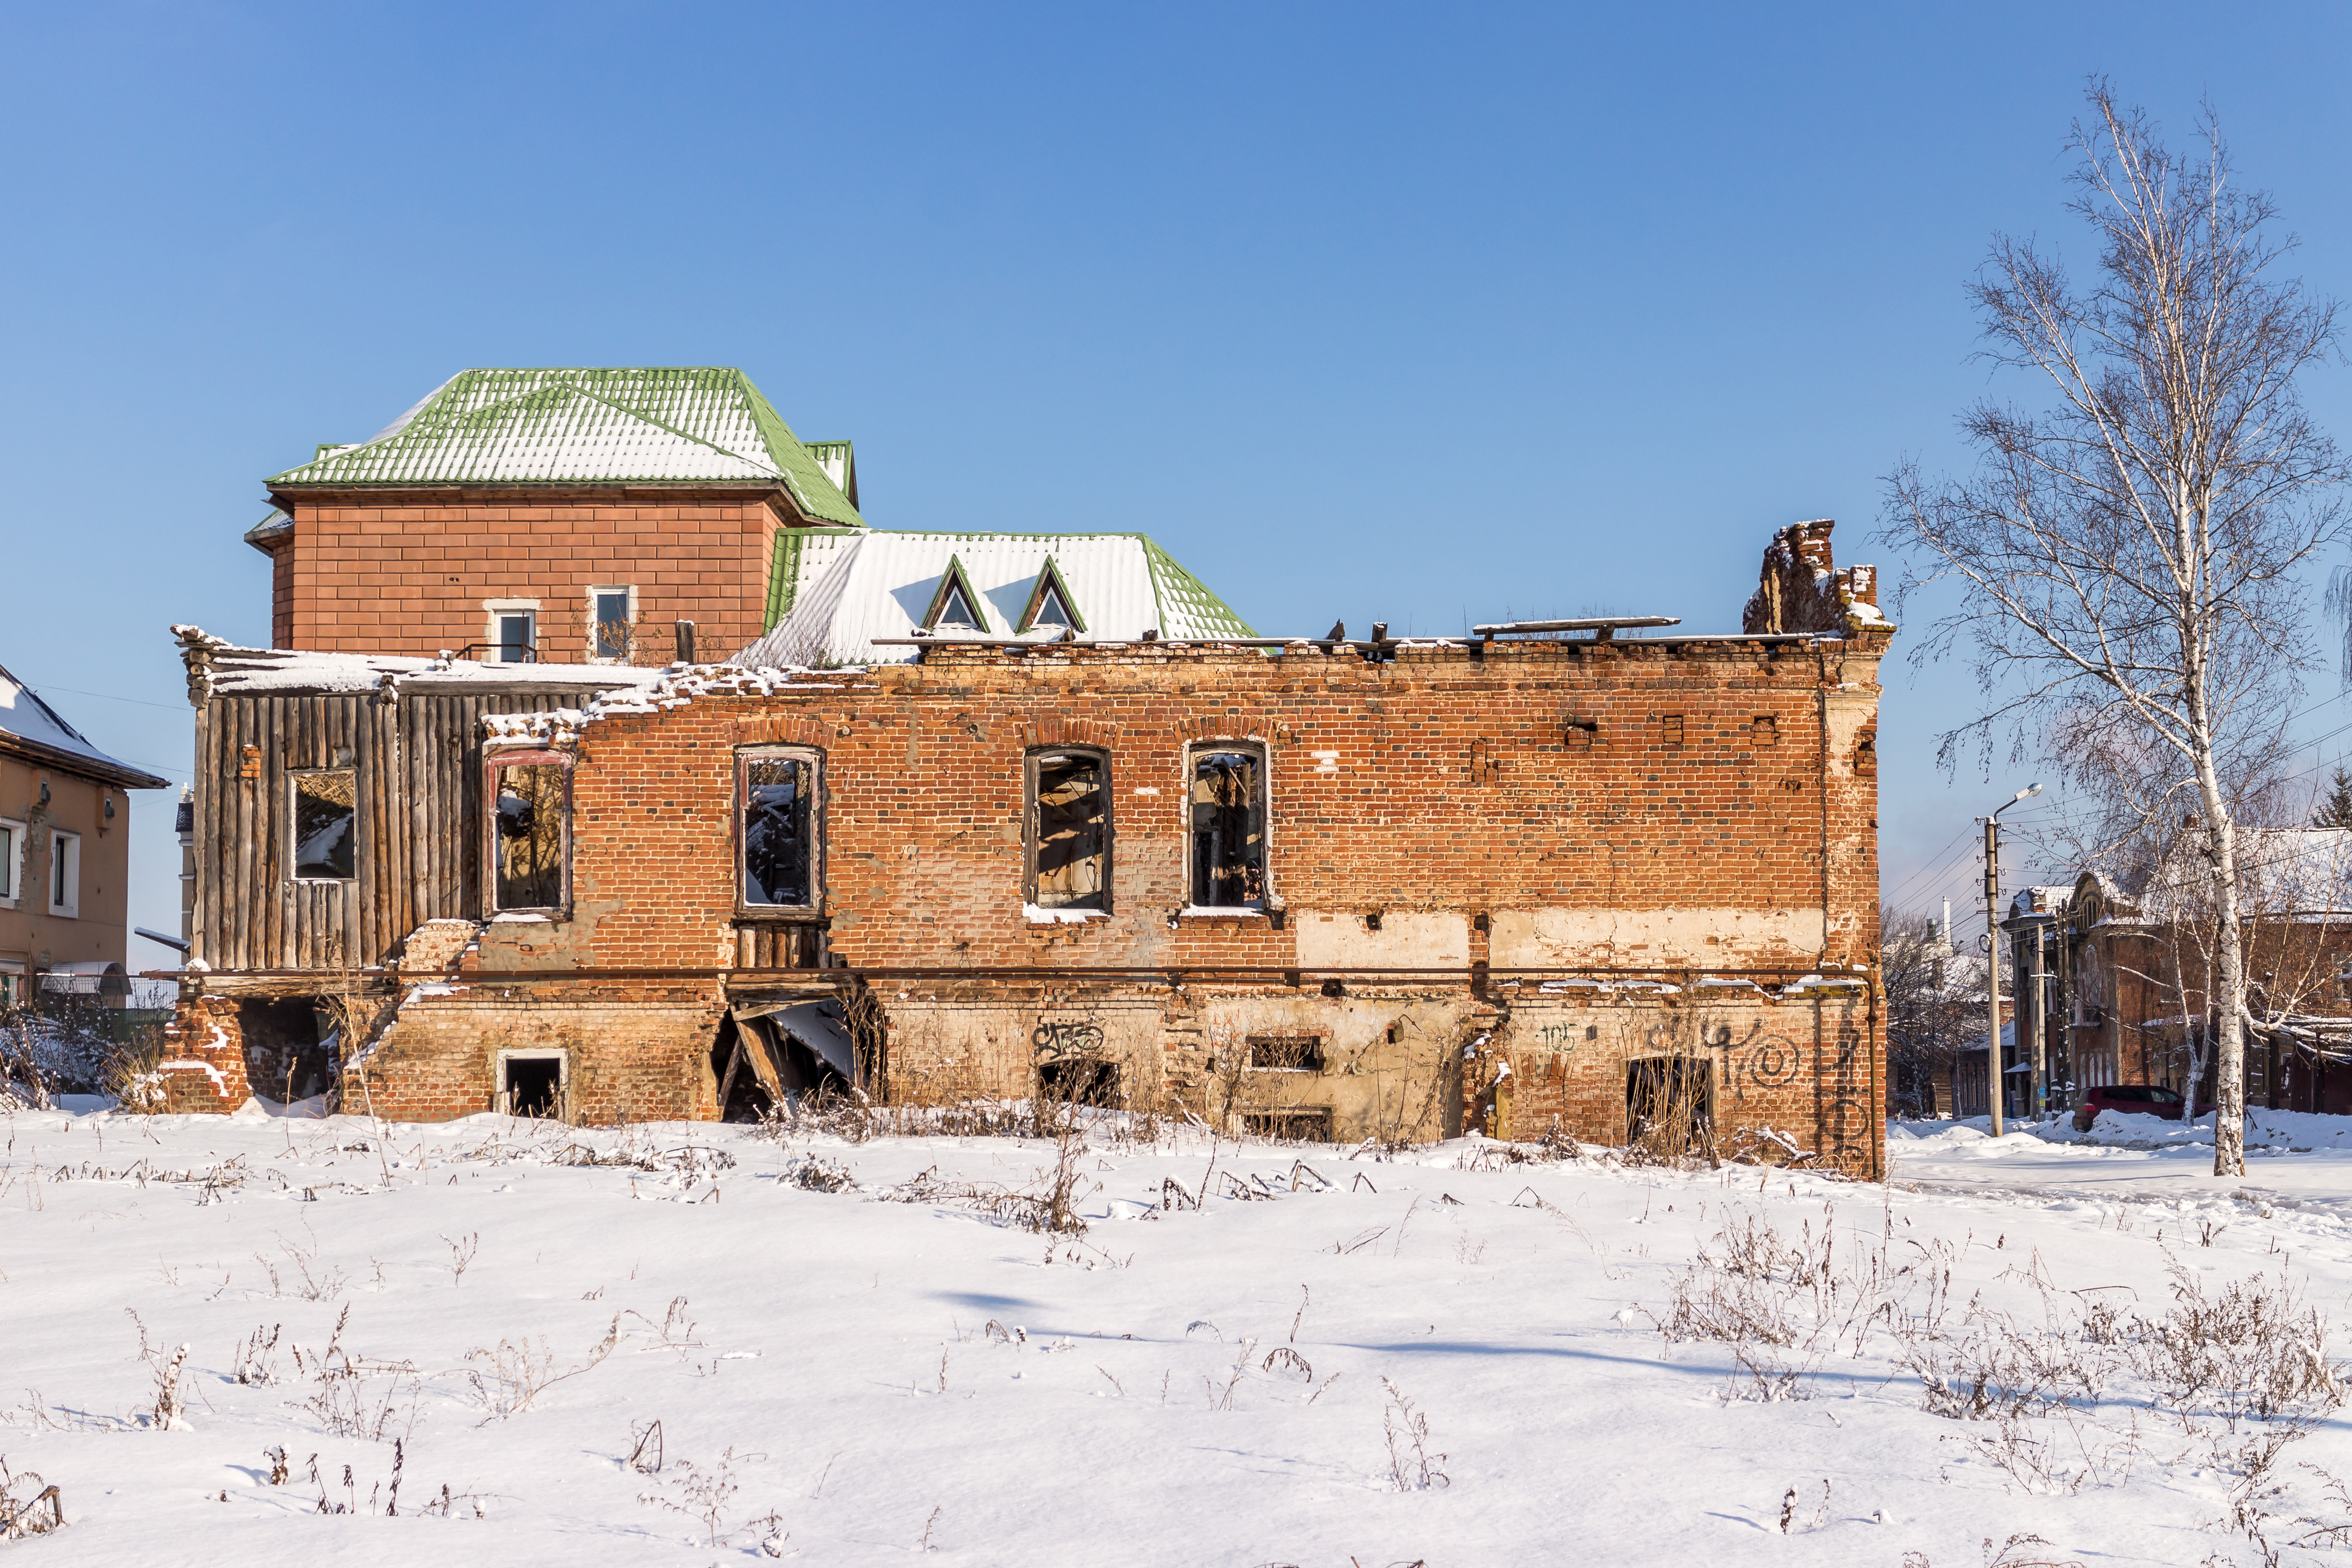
top-left (0, 818), bottom-right (21, 906)
top-left (0, 960), bottom-right (21, 1009)
top-left (48, 830), bottom-right (78, 918)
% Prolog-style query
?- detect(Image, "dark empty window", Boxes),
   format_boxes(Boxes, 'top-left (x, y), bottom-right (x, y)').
top-left (1248, 1035), bottom-right (1323, 1072)
top-left (740, 749), bottom-right (821, 909)
top-left (292, 771), bottom-right (357, 882)
top-left (1243, 1108), bottom-right (1333, 1142)
top-left (1029, 750), bottom-right (1108, 909)
top-left (1189, 745), bottom-right (1265, 908)
top-left (492, 761), bottom-right (567, 911)
top-left (593, 589), bottom-right (632, 661)
top-left (1037, 1054), bottom-right (1120, 1107)
top-left (502, 1055), bottom-right (561, 1117)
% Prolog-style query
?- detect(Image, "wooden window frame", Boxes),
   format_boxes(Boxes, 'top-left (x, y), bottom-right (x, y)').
top-left (0, 816), bottom-right (21, 907)
top-left (735, 745), bottom-right (826, 917)
top-left (288, 768), bottom-right (360, 886)
top-left (482, 748), bottom-right (573, 918)
top-left (1024, 746), bottom-right (1113, 912)
top-left (1183, 739), bottom-right (1271, 913)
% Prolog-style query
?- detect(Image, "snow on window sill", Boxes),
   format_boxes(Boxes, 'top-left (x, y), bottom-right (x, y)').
top-left (1024, 904), bottom-right (1107, 924)
top-left (1178, 905), bottom-right (1268, 919)
top-left (490, 911), bottom-right (553, 923)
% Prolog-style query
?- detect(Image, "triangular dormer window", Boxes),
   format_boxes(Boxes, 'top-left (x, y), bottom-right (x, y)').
top-left (921, 554), bottom-right (991, 633)
top-left (938, 583), bottom-right (981, 627)
top-left (1016, 556), bottom-right (1087, 636)
top-left (1030, 584), bottom-right (1073, 628)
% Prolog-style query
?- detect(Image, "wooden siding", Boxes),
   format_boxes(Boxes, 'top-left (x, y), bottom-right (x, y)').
top-left (191, 690), bottom-right (585, 972)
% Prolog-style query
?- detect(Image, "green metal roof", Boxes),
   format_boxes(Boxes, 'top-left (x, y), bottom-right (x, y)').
top-left (266, 368), bottom-right (865, 527)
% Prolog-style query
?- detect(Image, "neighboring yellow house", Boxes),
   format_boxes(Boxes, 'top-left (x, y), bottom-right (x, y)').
top-left (0, 665), bottom-right (168, 1007)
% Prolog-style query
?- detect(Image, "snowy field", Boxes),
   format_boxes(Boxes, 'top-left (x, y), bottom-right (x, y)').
top-left (8, 1104), bottom-right (2352, 1566)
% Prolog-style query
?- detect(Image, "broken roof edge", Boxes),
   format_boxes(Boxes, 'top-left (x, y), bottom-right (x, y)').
top-left (170, 626), bottom-right (867, 717)
top-left (876, 630), bottom-right (1838, 652)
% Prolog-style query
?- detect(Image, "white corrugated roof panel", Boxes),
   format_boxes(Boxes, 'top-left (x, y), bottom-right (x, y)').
top-left (738, 532), bottom-right (1254, 667)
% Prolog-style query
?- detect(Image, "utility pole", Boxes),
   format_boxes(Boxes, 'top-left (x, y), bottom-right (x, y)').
top-left (1983, 784), bottom-right (2042, 1135)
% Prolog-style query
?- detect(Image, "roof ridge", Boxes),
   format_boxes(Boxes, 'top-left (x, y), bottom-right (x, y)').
top-left (553, 378), bottom-right (783, 477)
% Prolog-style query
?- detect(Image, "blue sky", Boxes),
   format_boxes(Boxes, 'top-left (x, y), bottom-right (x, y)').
top-left (6, 2), bottom-right (2351, 959)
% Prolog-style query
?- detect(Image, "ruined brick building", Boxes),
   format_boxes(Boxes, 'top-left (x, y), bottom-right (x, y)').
top-left (164, 368), bottom-right (1893, 1173)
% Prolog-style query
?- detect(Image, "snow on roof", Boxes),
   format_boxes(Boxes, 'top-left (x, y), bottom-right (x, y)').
top-left (2139, 828), bottom-right (2352, 921)
top-left (0, 663), bottom-right (167, 787)
top-left (739, 530), bottom-right (1255, 667)
top-left (264, 368), bottom-right (863, 527)
top-left (172, 627), bottom-right (677, 703)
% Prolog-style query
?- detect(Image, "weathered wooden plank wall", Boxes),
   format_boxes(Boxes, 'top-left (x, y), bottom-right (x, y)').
top-left (190, 688), bottom-right (588, 974)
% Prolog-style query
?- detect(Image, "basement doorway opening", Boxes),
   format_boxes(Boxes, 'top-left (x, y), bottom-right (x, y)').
top-left (715, 1003), bottom-right (856, 1121)
top-left (1625, 1056), bottom-right (1712, 1160)
top-left (500, 1052), bottom-right (564, 1119)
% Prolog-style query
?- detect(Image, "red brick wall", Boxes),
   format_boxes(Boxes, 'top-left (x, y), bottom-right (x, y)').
top-left (494, 637), bottom-right (1884, 979)
top-left (262, 488), bottom-right (793, 664)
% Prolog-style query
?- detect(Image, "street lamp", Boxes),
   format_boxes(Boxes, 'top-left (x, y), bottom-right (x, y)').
top-left (1983, 784), bottom-right (2042, 1135)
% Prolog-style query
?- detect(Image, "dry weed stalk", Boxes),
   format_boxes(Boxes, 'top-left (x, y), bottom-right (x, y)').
top-left (464, 1315), bottom-right (622, 1423)
top-left (0, 1457), bottom-right (64, 1538)
top-left (233, 1323), bottom-right (282, 1386)
top-left (638, 1446), bottom-right (785, 1553)
top-left (288, 1305), bottom-right (420, 1441)
top-left (1379, 1377), bottom-right (1449, 1491)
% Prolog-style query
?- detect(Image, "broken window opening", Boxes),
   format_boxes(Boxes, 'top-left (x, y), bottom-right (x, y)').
top-left (1028, 749), bottom-right (1108, 910)
top-left (1625, 1057), bottom-right (1712, 1160)
top-left (1243, 1108), bottom-right (1333, 1142)
top-left (501, 1054), bottom-right (563, 1118)
top-left (1188, 745), bottom-right (1265, 909)
top-left (739, 748), bottom-right (822, 910)
top-left (1037, 1054), bottom-right (1120, 1108)
top-left (291, 770), bottom-right (357, 882)
top-left (491, 759), bottom-right (567, 911)
top-left (1247, 1034), bottom-right (1323, 1072)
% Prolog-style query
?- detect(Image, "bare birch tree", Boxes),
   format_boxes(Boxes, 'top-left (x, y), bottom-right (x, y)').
top-left (1883, 83), bottom-right (2347, 1176)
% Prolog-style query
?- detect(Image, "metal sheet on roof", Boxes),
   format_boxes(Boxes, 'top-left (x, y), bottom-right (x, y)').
top-left (266, 368), bottom-right (864, 527)
top-left (736, 532), bottom-right (1255, 667)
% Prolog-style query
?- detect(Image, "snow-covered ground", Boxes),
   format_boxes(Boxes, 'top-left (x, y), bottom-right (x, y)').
top-left (7, 1102), bottom-right (2352, 1566)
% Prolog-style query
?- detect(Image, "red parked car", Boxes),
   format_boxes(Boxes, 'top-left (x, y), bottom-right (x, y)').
top-left (2073, 1083), bottom-right (2215, 1131)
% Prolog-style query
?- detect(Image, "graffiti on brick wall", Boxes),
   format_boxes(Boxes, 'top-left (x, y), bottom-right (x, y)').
top-left (1032, 1019), bottom-right (1106, 1062)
